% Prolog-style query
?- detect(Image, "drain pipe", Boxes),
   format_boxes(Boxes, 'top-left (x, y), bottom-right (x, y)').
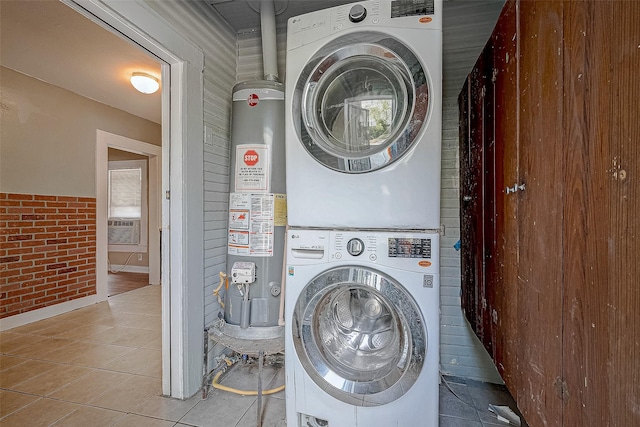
top-left (260, 0), bottom-right (279, 82)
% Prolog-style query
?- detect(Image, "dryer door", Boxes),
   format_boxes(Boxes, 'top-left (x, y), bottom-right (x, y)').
top-left (293, 32), bottom-right (430, 173)
top-left (292, 266), bottom-right (427, 406)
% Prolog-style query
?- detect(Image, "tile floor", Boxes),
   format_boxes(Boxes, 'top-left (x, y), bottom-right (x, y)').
top-left (1, 285), bottom-right (524, 427)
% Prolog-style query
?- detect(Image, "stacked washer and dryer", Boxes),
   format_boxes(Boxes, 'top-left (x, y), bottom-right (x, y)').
top-left (284, 1), bottom-right (442, 426)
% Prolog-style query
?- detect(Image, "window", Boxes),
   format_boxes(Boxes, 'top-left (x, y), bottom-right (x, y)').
top-left (108, 159), bottom-right (148, 252)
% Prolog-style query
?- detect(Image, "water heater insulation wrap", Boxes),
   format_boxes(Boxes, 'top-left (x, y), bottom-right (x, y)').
top-left (225, 81), bottom-right (286, 329)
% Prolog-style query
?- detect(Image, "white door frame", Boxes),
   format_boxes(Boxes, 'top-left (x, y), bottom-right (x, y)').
top-left (96, 131), bottom-right (162, 293)
top-left (65, 0), bottom-right (205, 399)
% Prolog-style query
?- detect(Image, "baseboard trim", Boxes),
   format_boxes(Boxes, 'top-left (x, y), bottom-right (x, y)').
top-left (108, 265), bottom-right (150, 274)
top-left (0, 294), bottom-right (102, 331)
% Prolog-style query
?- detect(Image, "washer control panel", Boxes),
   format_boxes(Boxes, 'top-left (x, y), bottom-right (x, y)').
top-left (329, 231), bottom-right (438, 271)
top-left (388, 238), bottom-right (432, 259)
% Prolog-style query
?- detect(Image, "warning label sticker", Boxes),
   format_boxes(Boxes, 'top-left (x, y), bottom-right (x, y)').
top-left (228, 193), bottom-right (275, 257)
top-left (229, 209), bottom-right (249, 230)
top-left (235, 144), bottom-right (269, 192)
top-left (274, 194), bottom-right (287, 227)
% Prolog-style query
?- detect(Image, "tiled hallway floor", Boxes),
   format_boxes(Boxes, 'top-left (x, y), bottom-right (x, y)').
top-left (1, 285), bottom-right (524, 427)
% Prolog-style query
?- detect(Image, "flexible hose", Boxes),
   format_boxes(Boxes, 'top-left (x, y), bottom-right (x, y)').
top-left (211, 371), bottom-right (285, 396)
top-left (215, 272), bottom-right (227, 308)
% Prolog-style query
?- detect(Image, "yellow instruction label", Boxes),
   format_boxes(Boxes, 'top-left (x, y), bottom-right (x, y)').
top-left (274, 194), bottom-right (287, 227)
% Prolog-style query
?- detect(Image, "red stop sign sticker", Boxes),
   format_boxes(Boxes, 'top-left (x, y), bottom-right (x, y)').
top-left (243, 150), bottom-right (259, 166)
top-left (247, 93), bottom-right (259, 107)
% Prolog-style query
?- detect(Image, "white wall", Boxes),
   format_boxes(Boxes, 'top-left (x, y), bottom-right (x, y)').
top-left (144, 1), bottom-right (236, 330)
top-left (439, 0), bottom-right (504, 382)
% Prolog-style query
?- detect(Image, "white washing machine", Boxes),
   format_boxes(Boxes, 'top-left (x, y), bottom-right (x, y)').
top-left (285, 228), bottom-right (439, 427)
top-left (285, 0), bottom-right (442, 229)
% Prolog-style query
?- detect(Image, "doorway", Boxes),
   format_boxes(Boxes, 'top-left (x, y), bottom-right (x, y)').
top-left (64, 0), bottom-right (206, 399)
top-left (96, 131), bottom-right (162, 300)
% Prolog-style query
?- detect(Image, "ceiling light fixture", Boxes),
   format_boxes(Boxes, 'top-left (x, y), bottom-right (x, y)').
top-left (130, 72), bottom-right (159, 94)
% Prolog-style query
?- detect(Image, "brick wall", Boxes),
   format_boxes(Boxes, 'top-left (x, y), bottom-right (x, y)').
top-left (0, 193), bottom-right (97, 318)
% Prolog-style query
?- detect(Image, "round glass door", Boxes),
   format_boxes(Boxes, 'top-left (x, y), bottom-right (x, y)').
top-left (292, 266), bottom-right (426, 406)
top-left (293, 32), bottom-right (430, 173)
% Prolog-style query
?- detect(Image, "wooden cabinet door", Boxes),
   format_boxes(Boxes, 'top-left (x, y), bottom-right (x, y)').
top-left (516, 1), bottom-right (565, 425)
top-left (562, 1), bottom-right (640, 425)
top-left (489, 0), bottom-right (519, 394)
top-left (460, 52), bottom-right (492, 346)
top-left (460, 2), bottom-right (639, 426)
top-left (459, 77), bottom-right (479, 331)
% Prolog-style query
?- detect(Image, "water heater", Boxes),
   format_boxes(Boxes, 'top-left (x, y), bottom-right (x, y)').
top-left (224, 80), bottom-right (286, 334)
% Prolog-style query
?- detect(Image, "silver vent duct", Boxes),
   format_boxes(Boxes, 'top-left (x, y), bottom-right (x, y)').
top-left (249, 0), bottom-right (287, 82)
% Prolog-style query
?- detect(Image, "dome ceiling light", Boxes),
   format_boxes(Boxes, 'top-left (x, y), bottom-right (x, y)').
top-left (130, 72), bottom-right (159, 94)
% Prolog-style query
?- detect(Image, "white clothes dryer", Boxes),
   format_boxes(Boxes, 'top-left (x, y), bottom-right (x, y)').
top-left (286, 0), bottom-right (442, 229)
top-left (285, 228), bottom-right (440, 427)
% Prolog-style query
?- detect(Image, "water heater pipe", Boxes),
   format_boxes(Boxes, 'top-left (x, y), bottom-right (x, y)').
top-left (260, 0), bottom-right (279, 81)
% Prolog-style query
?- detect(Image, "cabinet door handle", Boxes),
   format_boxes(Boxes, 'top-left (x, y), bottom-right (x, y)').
top-left (505, 183), bottom-right (526, 194)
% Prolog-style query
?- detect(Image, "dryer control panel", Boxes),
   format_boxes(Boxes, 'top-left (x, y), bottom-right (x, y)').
top-left (287, 0), bottom-right (442, 51)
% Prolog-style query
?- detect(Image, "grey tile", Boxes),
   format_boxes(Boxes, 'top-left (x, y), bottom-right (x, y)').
top-left (442, 375), bottom-right (469, 386)
top-left (467, 381), bottom-right (514, 408)
top-left (478, 406), bottom-right (525, 427)
top-left (439, 381), bottom-right (474, 403)
top-left (263, 367), bottom-right (286, 400)
top-left (179, 388), bottom-right (255, 427)
top-left (440, 414), bottom-right (484, 427)
top-left (132, 393), bottom-right (201, 422)
top-left (112, 413), bottom-right (175, 427)
top-left (483, 421), bottom-right (515, 427)
top-left (235, 396), bottom-right (286, 427)
top-left (467, 383), bottom-right (523, 426)
top-left (439, 383), bottom-right (480, 420)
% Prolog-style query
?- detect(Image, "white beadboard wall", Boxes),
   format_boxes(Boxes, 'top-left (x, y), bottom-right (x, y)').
top-left (235, 1), bottom-right (504, 383)
top-left (440, 0), bottom-right (504, 383)
top-left (144, 0), bottom-right (237, 329)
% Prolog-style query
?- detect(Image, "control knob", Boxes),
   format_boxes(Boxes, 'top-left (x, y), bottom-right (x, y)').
top-left (348, 4), bottom-right (367, 23)
top-left (346, 238), bottom-right (365, 256)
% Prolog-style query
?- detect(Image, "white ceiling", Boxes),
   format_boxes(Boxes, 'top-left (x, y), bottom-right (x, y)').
top-left (209, 0), bottom-right (355, 32)
top-left (0, 1), bottom-right (162, 124)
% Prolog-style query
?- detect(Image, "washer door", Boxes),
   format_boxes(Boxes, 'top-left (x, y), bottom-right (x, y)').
top-left (292, 266), bottom-right (426, 406)
top-left (293, 32), bottom-right (430, 173)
